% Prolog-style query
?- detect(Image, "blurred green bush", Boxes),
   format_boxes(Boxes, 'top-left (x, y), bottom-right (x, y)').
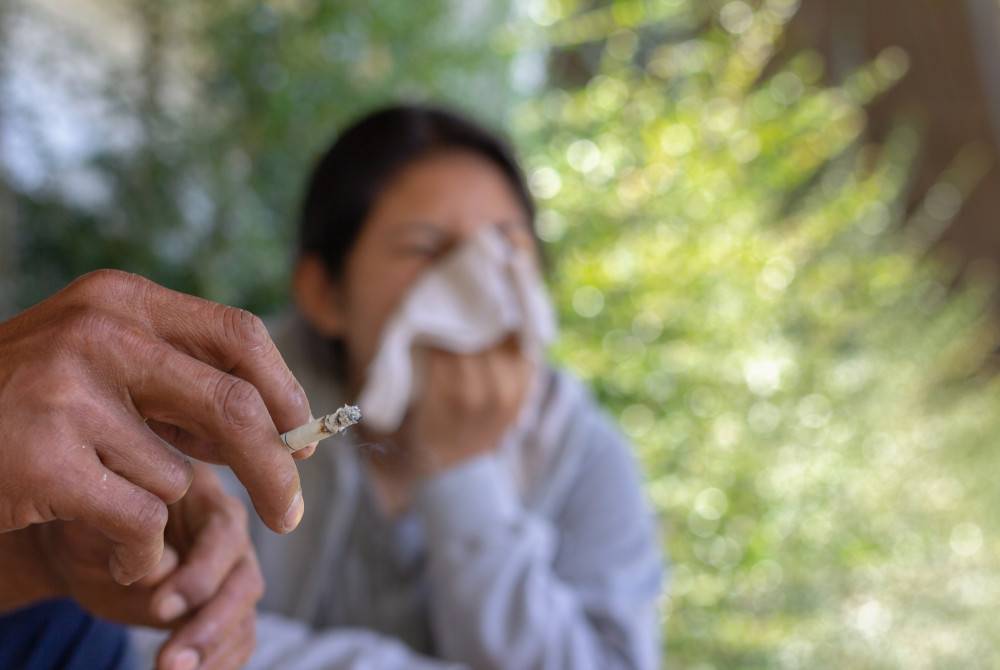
top-left (524, 1), bottom-right (1000, 667)
top-left (7, 0), bottom-right (514, 310)
top-left (6, 0), bottom-right (1000, 667)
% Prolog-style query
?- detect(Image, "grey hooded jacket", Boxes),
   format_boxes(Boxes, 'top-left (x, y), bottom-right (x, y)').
top-left (133, 317), bottom-right (664, 669)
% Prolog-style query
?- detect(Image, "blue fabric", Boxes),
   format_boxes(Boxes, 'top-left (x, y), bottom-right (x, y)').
top-left (0, 599), bottom-right (133, 670)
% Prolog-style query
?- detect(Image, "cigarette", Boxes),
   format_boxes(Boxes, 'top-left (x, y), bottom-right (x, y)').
top-left (280, 404), bottom-right (362, 452)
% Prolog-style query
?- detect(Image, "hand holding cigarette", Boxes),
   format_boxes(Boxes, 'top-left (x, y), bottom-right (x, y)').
top-left (0, 269), bottom-right (315, 592)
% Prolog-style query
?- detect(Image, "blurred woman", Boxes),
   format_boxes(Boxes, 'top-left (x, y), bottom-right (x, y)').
top-left (242, 105), bottom-right (663, 670)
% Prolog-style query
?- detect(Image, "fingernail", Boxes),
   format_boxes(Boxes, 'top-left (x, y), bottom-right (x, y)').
top-left (282, 491), bottom-right (304, 532)
top-left (156, 593), bottom-right (188, 621)
top-left (169, 648), bottom-right (200, 670)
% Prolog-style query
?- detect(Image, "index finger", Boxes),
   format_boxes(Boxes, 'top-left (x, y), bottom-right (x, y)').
top-left (124, 341), bottom-right (303, 534)
top-left (136, 282), bottom-right (313, 437)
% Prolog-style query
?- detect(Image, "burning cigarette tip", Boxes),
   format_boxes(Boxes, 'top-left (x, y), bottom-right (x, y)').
top-left (281, 404), bottom-right (362, 452)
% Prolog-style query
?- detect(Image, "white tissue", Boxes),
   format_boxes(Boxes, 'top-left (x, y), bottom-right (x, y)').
top-left (357, 226), bottom-right (556, 433)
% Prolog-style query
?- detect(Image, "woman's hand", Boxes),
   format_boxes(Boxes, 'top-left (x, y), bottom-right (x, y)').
top-left (363, 336), bottom-right (532, 514)
top-left (28, 462), bottom-right (261, 670)
top-left (407, 336), bottom-right (533, 475)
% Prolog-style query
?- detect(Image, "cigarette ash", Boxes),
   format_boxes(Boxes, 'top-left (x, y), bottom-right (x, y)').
top-left (322, 404), bottom-right (362, 433)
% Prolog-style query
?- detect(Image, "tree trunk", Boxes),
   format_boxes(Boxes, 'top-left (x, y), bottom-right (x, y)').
top-left (784, 0), bottom-right (1000, 265)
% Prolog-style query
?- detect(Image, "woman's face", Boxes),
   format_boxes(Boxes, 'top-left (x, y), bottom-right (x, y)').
top-left (296, 149), bottom-right (536, 391)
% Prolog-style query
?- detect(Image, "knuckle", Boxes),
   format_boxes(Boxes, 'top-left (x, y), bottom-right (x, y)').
top-left (72, 269), bottom-right (135, 293)
top-left (142, 339), bottom-right (175, 370)
top-left (132, 495), bottom-right (169, 535)
top-left (34, 370), bottom-right (96, 416)
top-left (67, 270), bottom-right (149, 307)
top-left (222, 307), bottom-right (271, 353)
top-left (215, 377), bottom-right (267, 432)
top-left (159, 456), bottom-right (194, 504)
top-left (62, 306), bottom-right (126, 349)
top-left (182, 572), bottom-right (216, 604)
top-left (28, 451), bottom-right (68, 491)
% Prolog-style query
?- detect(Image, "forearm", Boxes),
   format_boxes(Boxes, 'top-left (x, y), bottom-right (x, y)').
top-left (416, 456), bottom-right (639, 670)
top-left (0, 529), bottom-right (59, 613)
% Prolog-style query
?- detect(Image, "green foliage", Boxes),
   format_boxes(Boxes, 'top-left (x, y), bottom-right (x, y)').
top-left (7, 0), bottom-right (1000, 667)
top-left (519, 1), bottom-right (1000, 667)
top-left (11, 0), bottom-right (514, 311)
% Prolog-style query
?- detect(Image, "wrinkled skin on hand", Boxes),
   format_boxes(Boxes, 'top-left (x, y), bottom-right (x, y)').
top-left (3, 464), bottom-right (260, 670)
top-left (0, 269), bottom-right (315, 585)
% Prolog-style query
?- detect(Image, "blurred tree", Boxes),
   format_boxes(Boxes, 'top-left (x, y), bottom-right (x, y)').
top-left (4, 0), bottom-right (516, 311)
top-left (514, 0), bottom-right (1000, 666)
top-left (5, 0), bottom-right (1000, 667)
top-left (782, 0), bottom-right (1000, 269)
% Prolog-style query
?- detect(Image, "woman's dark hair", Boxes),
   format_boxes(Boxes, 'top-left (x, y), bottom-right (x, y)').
top-left (298, 104), bottom-right (537, 278)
